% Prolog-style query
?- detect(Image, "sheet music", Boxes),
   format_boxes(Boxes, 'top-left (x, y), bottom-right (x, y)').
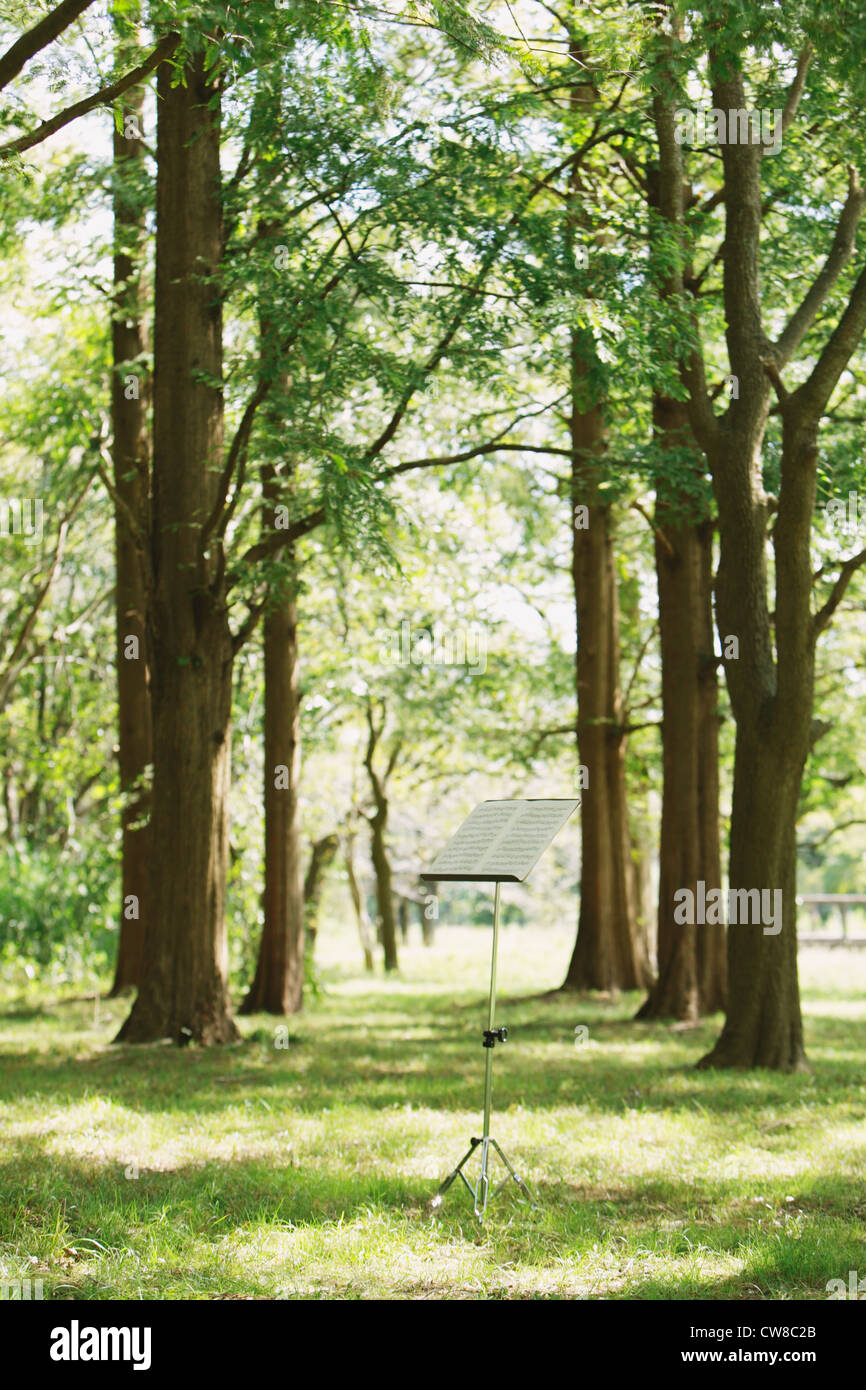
top-left (421, 798), bottom-right (580, 882)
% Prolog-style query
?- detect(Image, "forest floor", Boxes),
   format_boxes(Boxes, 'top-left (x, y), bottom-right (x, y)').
top-left (1, 925), bottom-right (865, 1300)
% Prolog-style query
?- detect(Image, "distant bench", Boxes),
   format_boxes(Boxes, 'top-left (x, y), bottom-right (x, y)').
top-left (797, 894), bottom-right (866, 946)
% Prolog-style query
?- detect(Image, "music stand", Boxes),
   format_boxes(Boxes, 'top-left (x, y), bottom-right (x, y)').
top-left (420, 798), bottom-right (580, 1220)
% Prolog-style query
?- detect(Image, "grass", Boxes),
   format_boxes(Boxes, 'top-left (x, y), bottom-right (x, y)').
top-left (1, 922), bottom-right (865, 1300)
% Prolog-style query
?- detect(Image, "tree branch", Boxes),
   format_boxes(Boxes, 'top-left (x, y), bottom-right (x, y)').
top-left (0, 31), bottom-right (180, 158)
top-left (774, 165), bottom-right (866, 367)
top-left (233, 149), bottom-right (594, 576)
top-left (812, 547), bottom-right (866, 639)
top-left (652, 62), bottom-right (719, 450)
top-left (207, 228), bottom-right (370, 547)
top-left (0, 0), bottom-right (95, 93)
top-left (790, 256), bottom-right (866, 428)
top-left (357, 149), bottom-right (583, 469)
top-left (632, 499), bottom-right (674, 557)
top-left (0, 479), bottom-right (89, 710)
top-left (779, 43), bottom-right (814, 139)
top-left (800, 817), bottom-right (866, 851)
top-left (230, 585), bottom-right (270, 655)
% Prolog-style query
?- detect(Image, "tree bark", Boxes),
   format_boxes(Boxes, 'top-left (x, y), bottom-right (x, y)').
top-left (695, 519), bottom-right (725, 1014)
top-left (398, 897), bottom-right (410, 943)
top-left (559, 37), bottom-right (649, 994)
top-left (630, 823), bottom-right (654, 966)
top-left (109, 60), bottom-right (151, 997)
top-left (344, 824), bottom-right (375, 972)
top-left (637, 398), bottom-right (723, 1021)
top-left (363, 700), bottom-right (399, 973)
top-left (116, 49), bottom-right (238, 1045)
top-left (302, 832), bottom-right (338, 955)
top-left (240, 567), bottom-right (303, 1013)
top-left (562, 371), bottom-right (650, 991)
top-left (637, 92), bottom-right (724, 1022)
top-left (369, 801), bottom-right (398, 972)
top-left (698, 726), bottom-right (805, 1068)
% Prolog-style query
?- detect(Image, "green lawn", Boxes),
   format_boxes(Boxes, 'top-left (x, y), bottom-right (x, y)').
top-left (1, 924), bottom-right (865, 1300)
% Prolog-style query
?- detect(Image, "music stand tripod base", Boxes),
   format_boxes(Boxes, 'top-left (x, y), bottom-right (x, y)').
top-left (430, 1133), bottom-right (536, 1221)
top-left (430, 882), bottom-right (537, 1221)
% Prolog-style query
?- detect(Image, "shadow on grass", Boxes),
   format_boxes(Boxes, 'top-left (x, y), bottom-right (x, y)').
top-left (1, 1142), bottom-right (863, 1300)
top-left (1, 983), bottom-right (864, 1150)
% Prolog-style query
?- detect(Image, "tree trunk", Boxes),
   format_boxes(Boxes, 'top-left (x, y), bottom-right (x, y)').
top-left (344, 826), bottom-right (375, 972)
top-left (698, 431), bottom-right (811, 1067)
top-left (362, 701), bottom-right (399, 972)
top-left (637, 102), bottom-right (725, 1021)
top-left (640, 494), bottom-right (701, 1021)
top-left (109, 65), bottom-right (152, 997)
top-left (302, 832), bottom-right (339, 955)
top-left (562, 371), bottom-right (650, 991)
top-left (558, 40), bottom-right (649, 993)
top-left (116, 50), bottom-right (238, 1045)
top-left (240, 577), bottom-right (303, 1014)
top-left (694, 54), bottom-right (819, 1069)
top-left (630, 825), bottom-right (654, 964)
top-left (398, 897), bottom-right (410, 943)
top-left (697, 728), bottom-right (806, 1068)
top-left (369, 806), bottom-right (398, 972)
top-left (240, 211), bottom-right (306, 1015)
top-left (638, 398), bottom-right (723, 1021)
top-left (695, 517), bottom-right (725, 1014)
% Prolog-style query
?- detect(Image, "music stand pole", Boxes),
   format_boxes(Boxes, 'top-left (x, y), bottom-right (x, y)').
top-left (431, 880), bottom-right (536, 1220)
top-left (475, 880), bottom-right (501, 1214)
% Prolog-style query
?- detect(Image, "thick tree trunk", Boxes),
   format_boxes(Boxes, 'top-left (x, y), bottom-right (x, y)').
top-left (240, 579), bottom-right (303, 1013)
top-left (689, 57), bottom-right (821, 1070)
top-left (109, 72), bottom-right (151, 997)
top-left (562, 373), bottom-right (650, 991)
top-left (638, 399), bottom-right (723, 1020)
top-left (116, 51), bottom-right (238, 1045)
top-left (558, 43), bottom-right (648, 993)
top-left (638, 103), bottom-right (725, 1021)
top-left (698, 729), bottom-right (806, 1068)
top-left (699, 463), bottom-right (811, 1067)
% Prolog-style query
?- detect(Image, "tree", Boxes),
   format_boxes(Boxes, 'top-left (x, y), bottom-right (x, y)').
top-left (638, 68), bottom-right (724, 1022)
top-left (362, 695), bottom-right (401, 972)
top-left (303, 831), bottom-right (339, 956)
top-left (240, 215), bottom-right (304, 1015)
top-left (344, 815), bottom-right (376, 972)
top-left (504, 14), bottom-right (652, 991)
top-left (116, 40), bottom-right (238, 1043)
top-left (649, 8), bottom-right (866, 1068)
top-left (109, 7), bottom-right (152, 995)
top-left (219, 14), bottom-right (557, 1014)
top-left (115, 1), bottom-right (528, 1038)
top-left (240, 501), bottom-right (303, 1015)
